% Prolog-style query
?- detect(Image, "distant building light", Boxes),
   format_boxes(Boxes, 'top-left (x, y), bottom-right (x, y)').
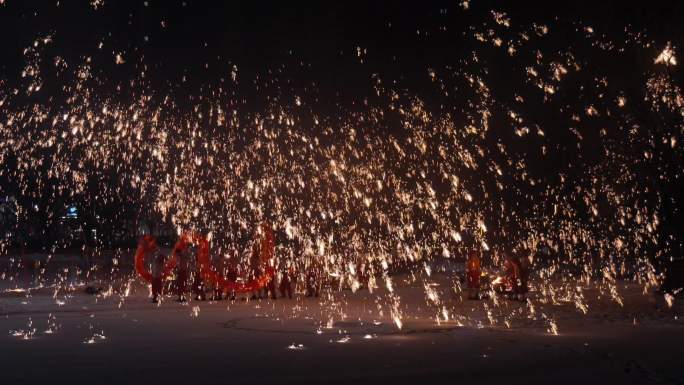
top-left (66, 206), bottom-right (78, 218)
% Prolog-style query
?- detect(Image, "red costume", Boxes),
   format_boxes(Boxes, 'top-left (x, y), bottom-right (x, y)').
top-left (466, 251), bottom-right (481, 289)
top-left (504, 255), bottom-right (527, 299)
top-left (465, 250), bottom-right (481, 300)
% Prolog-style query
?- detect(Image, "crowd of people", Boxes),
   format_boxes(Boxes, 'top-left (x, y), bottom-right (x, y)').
top-left (143, 236), bottom-right (529, 304)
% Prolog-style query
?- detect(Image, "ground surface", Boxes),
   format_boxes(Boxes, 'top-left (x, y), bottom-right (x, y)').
top-left (1, 256), bottom-right (683, 385)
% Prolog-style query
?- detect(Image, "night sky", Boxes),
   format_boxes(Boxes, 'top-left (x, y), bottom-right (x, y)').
top-left (1, 1), bottom-right (682, 96)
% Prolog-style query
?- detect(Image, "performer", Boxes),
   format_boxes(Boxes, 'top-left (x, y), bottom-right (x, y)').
top-left (175, 243), bottom-right (191, 303)
top-left (504, 252), bottom-right (527, 301)
top-left (249, 237), bottom-right (263, 300)
top-left (192, 262), bottom-right (206, 301)
top-left (515, 250), bottom-right (529, 301)
top-left (306, 257), bottom-right (321, 298)
top-left (210, 255), bottom-right (226, 301)
top-left (265, 263), bottom-right (278, 300)
top-left (465, 247), bottom-right (481, 300)
top-left (226, 254), bottom-right (239, 301)
top-left (279, 259), bottom-right (295, 299)
top-left (150, 245), bottom-right (165, 303)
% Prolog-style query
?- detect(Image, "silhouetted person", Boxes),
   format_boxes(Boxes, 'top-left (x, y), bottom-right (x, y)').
top-left (250, 238), bottom-right (263, 300)
top-left (192, 265), bottom-right (206, 301)
top-left (504, 253), bottom-right (527, 301)
top-left (306, 258), bottom-right (321, 298)
top-left (466, 248), bottom-right (481, 300)
top-left (151, 253), bottom-right (166, 303)
top-left (175, 243), bottom-right (191, 302)
top-left (279, 264), bottom-right (294, 299)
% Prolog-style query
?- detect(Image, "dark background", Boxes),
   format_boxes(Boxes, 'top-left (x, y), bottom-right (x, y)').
top-left (1, 1), bottom-right (682, 95)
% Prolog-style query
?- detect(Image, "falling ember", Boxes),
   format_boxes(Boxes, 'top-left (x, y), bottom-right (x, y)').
top-left (548, 320), bottom-right (559, 336)
top-left (392, 314), bottom-right (403, 330)
top-left (90, 0), bottom-right (104, 10)
top-left (5, 288), bottom-right (27, 294)
top-left (655, 43), bottom-right (677, 66)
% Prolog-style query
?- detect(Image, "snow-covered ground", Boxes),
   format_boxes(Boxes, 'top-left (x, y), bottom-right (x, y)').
top-left (1, 266), bottom-right (683, 385)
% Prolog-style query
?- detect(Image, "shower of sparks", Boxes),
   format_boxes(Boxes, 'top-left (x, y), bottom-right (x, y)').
top-left (89, 0), bottom-right (104, 10)
top-left (0, 4), bottom-right (682, 337)
top-left (655, 43), bottom-right (677, 66)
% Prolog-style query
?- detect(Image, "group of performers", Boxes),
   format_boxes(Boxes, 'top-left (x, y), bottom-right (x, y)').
top-left (139, 226), bottom-right (530, 303)
top-left (141, 233), bottom-right (325, 303)
top-left (465, 246), bottom-right (529, 301)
